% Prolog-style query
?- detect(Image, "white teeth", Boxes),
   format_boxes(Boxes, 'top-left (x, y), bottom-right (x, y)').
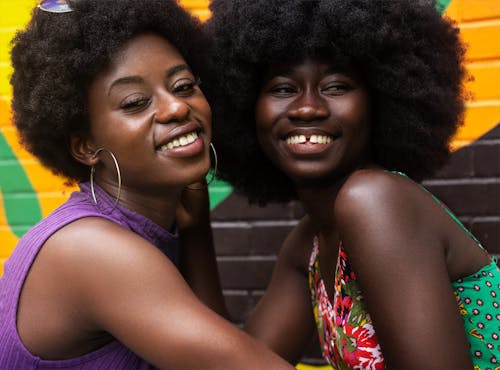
top-left (286, 134), bottom-right (332, 145)
top-left (159, 131), bottom-right (198, 151)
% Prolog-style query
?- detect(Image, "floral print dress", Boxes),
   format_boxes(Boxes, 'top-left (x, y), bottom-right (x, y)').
top-left (308, 237), bottom-right (385, 370)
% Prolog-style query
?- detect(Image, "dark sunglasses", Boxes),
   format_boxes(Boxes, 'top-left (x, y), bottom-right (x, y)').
top-left (38, 0), bottom-right (73, 13)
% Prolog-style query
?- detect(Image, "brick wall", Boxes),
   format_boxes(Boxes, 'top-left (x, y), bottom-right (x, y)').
top-left (424, 124), bottom-right (500, 257)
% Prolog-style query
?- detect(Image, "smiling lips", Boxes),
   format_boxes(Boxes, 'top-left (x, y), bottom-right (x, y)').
top-left (157, 131), bottom-right (199, 151)
top-left (286, 134), bottom-right (333, 145)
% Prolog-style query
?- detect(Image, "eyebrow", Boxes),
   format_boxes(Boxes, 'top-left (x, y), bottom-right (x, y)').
top-left (166, 64), bottom-right (190, 78)
top-left (271, 68), bottom-right (294, 78)
top-left (107, 64), bottom-right (192, 95)
top-left (275, 66), bottom-right (343, 77)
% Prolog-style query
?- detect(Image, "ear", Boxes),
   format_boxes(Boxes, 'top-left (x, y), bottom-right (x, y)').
top-left (70, 133), bottom-right (98, 166)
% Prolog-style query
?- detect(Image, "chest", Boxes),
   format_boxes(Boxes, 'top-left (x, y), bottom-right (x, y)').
top-left (316, 233), bottom-right (340, 298)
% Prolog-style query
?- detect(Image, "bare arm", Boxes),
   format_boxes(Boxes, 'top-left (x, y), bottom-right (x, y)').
top-left (176, 186), bottom-right (228, 318)
top-left (245, 216), bottom-right (317, 364)
top-left (334, 171), bottom-right (473, 369)
top-left (46, 218), bottom-right (294, 370)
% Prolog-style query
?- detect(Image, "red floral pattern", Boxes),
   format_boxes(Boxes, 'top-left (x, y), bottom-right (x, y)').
top-left (308, 236), bottom-right (385, 369)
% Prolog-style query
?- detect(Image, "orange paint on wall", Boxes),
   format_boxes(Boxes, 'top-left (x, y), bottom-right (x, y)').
top-left (445, 0), bottom-right (500, 147)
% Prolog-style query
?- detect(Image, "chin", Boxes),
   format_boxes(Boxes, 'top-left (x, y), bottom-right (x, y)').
top-left (190, 159), bottom-right (212, 183)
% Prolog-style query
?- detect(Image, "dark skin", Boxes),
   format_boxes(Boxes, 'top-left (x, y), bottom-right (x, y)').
top-left (245, 57), bottom-right (490, 368)
top-left (15, 33), bottom-right (294, 370)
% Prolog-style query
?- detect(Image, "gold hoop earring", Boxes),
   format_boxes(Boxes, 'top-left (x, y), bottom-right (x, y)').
top-left (187, 142), bottom-right (218, 190)
top-left (90, 148), bottom-right (122, 206)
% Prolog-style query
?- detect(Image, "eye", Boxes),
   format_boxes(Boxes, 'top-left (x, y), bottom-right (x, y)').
top-left (267, 83), bottom-right (298, 97)
top-left (119, 94), bottom-right (151, 112)
top-left (172, 77), bottom-right (201, 97)
top-left (321, 82), bottom-right (351, 96)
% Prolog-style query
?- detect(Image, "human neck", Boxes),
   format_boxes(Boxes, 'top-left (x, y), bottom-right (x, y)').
top-left (295, 162), bottom-right (379, 232)
top-left (296, 181), bottom-right (343, 232)
top-left (98, 181), bottom-right (182, 230)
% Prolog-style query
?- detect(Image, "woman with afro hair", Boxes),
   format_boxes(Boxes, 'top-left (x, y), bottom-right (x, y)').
top-left (206, 0), bottom-right (500, 368)
top-left (0, 1), bottom-right (295, 369)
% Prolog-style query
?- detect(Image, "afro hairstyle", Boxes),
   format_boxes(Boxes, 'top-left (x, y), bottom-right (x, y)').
top-left (205, 0), bottom-right (467, 205)
top-left (10, 0), bottom-right (208, 183)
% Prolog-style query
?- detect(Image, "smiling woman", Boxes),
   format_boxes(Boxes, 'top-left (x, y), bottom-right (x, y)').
top-left (205, 0), bottom-right (500, 369)
top-left (82, 34), bottom-right (211, 197)
top-left (0, 1), bottom-right (294, 369)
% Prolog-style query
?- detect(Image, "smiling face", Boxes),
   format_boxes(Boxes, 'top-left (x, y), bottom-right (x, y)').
top-left (84, 33), bottom-right (211, 192)
top-left (255, 57), bottom-right (372, 186)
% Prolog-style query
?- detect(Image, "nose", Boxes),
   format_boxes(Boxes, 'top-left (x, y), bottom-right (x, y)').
top-left (154, 92), bottom-right (190, 124)
top-left (287, 90), bottom-right (329, 122)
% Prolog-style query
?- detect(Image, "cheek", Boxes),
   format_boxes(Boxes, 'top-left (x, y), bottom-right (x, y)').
top-left (195, 96), bottom-right (212, 122)
top-left (256, 124), bottom-right (278, 162)
top-left (254, 95), bottom-right (277, 130)
top-left (193, 96), bottom-right (212, 137)
top-left (340, 94), bottom-right (371, 132)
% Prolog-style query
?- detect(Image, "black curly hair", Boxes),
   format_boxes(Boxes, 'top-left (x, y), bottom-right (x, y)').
top-left (205, 0), bottom-right (467, 205)
top-left (10, 0), bottom-right (208, 183)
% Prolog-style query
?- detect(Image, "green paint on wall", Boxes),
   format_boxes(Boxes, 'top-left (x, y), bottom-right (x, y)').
top-left (0, 132), bottom-right (41, 237)
top-left (436, 0), bottom-right (451, 13)
top-left (207, 170), bottom-right (233, 210)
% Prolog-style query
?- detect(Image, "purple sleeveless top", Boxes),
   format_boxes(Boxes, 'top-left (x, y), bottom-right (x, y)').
top-left (0, 182), bottom-right (179, 369)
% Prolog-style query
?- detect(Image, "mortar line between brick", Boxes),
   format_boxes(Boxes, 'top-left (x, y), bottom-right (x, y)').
top-left (423, 178), bottom-right (500, 185)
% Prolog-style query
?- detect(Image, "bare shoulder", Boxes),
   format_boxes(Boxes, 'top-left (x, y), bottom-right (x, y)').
top-left (333, 169), bottom-right (441, 257)
top-left (40, 216), bottom-right (179, 312)
top-left (49, 214), bottom-right (180, 287)
top-left (334, 169), bottom-right (431, 223)
top-left (42, 216), bottom-right (170, 281)
top-left (335, 170), bottom-right (408, 212)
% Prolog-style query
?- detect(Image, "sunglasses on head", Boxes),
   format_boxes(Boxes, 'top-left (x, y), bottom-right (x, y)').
top-left (38, 0), bottom-right (73, 13)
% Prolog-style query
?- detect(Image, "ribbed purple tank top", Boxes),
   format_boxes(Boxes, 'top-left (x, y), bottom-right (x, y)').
top-left (0, 182), bottom-right (178, 369)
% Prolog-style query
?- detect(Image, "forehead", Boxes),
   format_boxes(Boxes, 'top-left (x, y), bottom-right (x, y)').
top-left (268, 54), bottom-right (355, 73)
top-left (109, 33), bottom-right (185, 71)
top-left (87, 33), bottom-right (191, 100)
top-left (263, 56), bottom-right (363, 85)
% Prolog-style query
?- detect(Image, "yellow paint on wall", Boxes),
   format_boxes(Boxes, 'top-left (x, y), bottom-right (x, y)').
top-left (0, 98), bottom-right (12, 127)
top-left (444, 0), bottom-right (500, 147)
top-left (459, 103), bottom-right (500, 140)
top-left (467, 61), bottom-right (500, 100)
top-left (0, 1), bottom-right (36, 28)
top-left (295, 364), bottom-right (329, 370)
top-left (460, 21), bottom-right (500, 61)
top-left (446, 0), bottom-right (500, 21)
top-left (0, 194), bottom-right (18, 259)
top-left (181, 0), bottom-right (211, 20)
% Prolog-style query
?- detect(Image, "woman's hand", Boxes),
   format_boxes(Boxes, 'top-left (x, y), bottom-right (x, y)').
top-left (175, 183), bottom-right (210, 232)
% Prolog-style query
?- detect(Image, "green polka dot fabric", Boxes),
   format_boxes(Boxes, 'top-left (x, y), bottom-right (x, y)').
top-left (453, 261), bottom-right (500, 369)
top-left (391, 171), bottom-right (500, 367)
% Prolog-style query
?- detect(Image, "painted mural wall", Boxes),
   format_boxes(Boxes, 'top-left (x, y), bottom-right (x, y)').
top-left (0, 0), bottom-right (499, 276)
